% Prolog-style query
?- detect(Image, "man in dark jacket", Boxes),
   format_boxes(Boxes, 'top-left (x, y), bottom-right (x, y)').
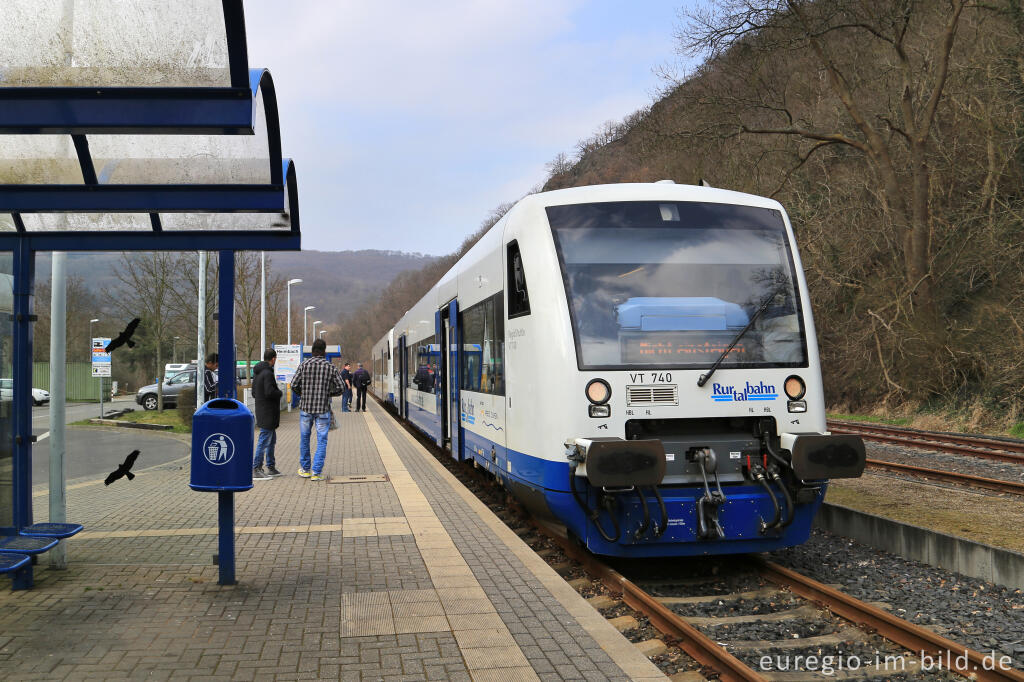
top-left (353, 362), bottom-right (371, 412)
top-left (203, 352), bottom-right (219, 403)
top-left (252, 349), bottom-right (283, 478)
top-left (340, 362), bottom-right (353, 412)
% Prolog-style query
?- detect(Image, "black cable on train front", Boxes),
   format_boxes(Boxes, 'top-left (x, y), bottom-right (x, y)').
top-left (569, 465), bottom-right (620, 543)
top-left (633, 487), bottom-right (651, 541)
top-left (650, 486), bottom-right (668, 537)
top-left (769, 467), bottom-right (796, 528)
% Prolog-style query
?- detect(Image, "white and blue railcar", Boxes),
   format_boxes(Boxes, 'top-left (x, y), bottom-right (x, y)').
top-left (372, 182), bottom-right (865, 557)
top-left (371, 328), bottom-right (395, 405)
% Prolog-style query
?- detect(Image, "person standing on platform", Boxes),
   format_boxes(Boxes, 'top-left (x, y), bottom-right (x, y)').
top-left (353, 362), bottom-right (371, 412)
top-left (252, 348), bottom-right (283, 479)
top-left (290, 338), bottom-right (344, 481)
top-left (203, 353), bottom-right (219, 403)
top-left (340, 362), bottom-right (354, 412)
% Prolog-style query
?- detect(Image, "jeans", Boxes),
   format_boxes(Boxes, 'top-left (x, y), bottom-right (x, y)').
top-left (299, 411), bottom-right (331, 474)
top-left (253, 428), bottom-right (277, 468)
top-left (341, 389), bottom-right (352, 412)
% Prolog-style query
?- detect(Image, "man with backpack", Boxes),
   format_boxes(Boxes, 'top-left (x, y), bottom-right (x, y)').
top-left (290, 339), bottom-right (344, 481)
top-left (353, 362), bottom-right (371, 412)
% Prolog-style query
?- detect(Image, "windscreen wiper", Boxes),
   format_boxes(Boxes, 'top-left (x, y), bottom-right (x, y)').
top-left (697, 294), bottom-right (778, 388)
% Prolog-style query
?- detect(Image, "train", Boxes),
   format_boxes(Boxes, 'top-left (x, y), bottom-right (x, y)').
top-left (370, 181), bottom-right (866, 557)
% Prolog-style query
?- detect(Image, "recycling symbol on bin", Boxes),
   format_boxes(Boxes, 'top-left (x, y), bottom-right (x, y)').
top-left (202, 433), bottom-right (235, 465)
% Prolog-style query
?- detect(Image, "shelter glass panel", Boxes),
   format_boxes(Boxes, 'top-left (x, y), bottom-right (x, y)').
top-left (0, 0), bottom-right (231, 87)
top-left (85, 88), bottom-right (273, 185)
top-left (0, 136), bottom-right (85, 185)
top-left (19, 214), bottom-right (153, 232)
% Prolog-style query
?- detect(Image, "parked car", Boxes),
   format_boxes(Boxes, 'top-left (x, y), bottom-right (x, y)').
top-left (164, 362), bottom-right (194, 377)
top-left (136, 370), bottom-right (196, 411)
top-left (0, 379), bottom-right (51, 405)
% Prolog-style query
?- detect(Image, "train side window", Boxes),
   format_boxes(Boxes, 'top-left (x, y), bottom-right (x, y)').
top-left (507, 241), bottom-right (530, 318)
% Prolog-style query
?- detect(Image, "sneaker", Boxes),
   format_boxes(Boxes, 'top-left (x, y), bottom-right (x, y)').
top-left (253, 467), bottom-right (271, 480)
top-left (309, 473), bottom-right (326, 481)
top-left (266, 466), bottom-right (282, 476)
top-left (297, 468), bottom-right (311, 478)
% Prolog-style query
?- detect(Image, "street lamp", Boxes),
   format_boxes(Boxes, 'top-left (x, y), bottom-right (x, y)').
top-left (319, 330), bottom-right (327, 339)
top-left (172, 336), bottom-right (180, 363)
top-left (303, 306), bottom-right (316, 348)
top-left (286, 278), bottom-right (302, 345)
top-left (88, 318), bottom-right (99, 360)
top-left (312, 320), bottom-right (322, 339)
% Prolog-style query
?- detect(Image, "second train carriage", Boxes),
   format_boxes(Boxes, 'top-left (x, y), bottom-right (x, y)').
top-left (371, 182), bottom-right (865, 557)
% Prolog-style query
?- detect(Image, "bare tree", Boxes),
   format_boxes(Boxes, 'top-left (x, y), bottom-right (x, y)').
top-left (679, 0), bottom-right (969, 319)
top-left (233, 252), bottom-right (262, 365)
top-left (113, 252), bottom-right (176, 411)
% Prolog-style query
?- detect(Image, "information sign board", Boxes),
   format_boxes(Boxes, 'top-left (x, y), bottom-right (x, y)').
top-left (274, 344), bottom-right (301, 383)
top-left (91, 337), bottom-right (111, 377)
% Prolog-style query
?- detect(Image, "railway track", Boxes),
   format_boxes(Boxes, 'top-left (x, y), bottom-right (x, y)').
top-left (381, 399), bottom-right (1024, 680)
top-left (538, 524), bottom-right (1024, 681)
top-left (865, 458), bottom-right (1024, 496)
top-left (828, 420), bottom-right (1024, 464)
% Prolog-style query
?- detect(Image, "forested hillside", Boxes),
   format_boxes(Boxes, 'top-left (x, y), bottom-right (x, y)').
top-left (341, 0), bottom-right (1023, 427)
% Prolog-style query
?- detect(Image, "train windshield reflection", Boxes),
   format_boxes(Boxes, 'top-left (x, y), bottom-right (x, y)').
top-left (546, 201), bottom-right (808, 369)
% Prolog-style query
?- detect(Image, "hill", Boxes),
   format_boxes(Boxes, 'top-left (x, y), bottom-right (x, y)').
top-left (35, 249), bottom-right (437, 327)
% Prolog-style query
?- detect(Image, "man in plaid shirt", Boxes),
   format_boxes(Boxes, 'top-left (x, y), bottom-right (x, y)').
top-left (289, 338), bottom-right (344, 481)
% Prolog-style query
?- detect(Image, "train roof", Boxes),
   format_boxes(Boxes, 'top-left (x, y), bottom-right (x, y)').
top-left (520, 182), bottom-right (785, 212)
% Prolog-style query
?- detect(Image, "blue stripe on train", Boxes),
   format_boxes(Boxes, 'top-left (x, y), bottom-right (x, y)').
top-left (397, 403), bottom-right (825, 558)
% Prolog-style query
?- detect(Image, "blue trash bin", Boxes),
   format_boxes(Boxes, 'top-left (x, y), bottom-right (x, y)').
top-left (190, 398), bottom-right (254, 492)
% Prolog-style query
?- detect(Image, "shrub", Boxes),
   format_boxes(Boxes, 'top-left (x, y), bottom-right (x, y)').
top-left (177, 387), bottom-right (197, 426)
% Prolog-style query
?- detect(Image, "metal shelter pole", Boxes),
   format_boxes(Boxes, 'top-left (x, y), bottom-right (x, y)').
top-left (11, 241), bottom-right (35, 589)
top-left (260, 252), bottom-right (266, 354)
top-left (197, 251), bottom-right (207, 410)
top-left (49, 252), bottom-right (68, 569)
top-left (217, 250), bottom-right (236, 585)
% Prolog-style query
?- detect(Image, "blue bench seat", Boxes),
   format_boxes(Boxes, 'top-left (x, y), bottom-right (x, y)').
top-left (19, 523), bottom-right (84, 539)
top-left (0, 553), bottom-right (31, 574)
top-left (0, 536), bottom-right (59, 555)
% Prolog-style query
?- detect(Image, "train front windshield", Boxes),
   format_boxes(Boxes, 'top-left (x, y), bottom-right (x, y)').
top-left (547, 201), bottom-right (808, 370)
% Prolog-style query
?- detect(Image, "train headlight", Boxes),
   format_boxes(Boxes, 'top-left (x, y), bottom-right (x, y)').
top-left (588, 404), bottom-right (611, 418)
top-left (585, 379), bottom-right (611, 405)
top-left (784, 375), bottom-right (806, 400)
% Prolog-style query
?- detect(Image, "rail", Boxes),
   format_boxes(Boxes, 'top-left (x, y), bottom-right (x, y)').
top-left (828, 420), bottom-right (1024, 464)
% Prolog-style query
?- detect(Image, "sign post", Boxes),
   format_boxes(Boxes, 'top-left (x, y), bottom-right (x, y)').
top-left (91, 338), bottom-right (111, 418)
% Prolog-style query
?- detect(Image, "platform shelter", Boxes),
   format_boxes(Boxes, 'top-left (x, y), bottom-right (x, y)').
top-left (0, 0), bottom-right (300, 589)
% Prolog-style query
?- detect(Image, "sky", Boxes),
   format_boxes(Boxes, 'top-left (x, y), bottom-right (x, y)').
top-left (245, 1), bottom-right (695, 256)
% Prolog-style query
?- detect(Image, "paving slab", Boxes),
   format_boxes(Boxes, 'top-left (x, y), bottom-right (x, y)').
top-left (0, 402), bottom-right (665, 680)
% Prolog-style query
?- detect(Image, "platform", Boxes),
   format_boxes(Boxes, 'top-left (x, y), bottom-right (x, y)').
top-left (0, 403), bottom-right (665, 680)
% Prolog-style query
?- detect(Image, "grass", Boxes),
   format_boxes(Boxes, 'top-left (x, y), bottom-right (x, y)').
top-left (1011, 422), bottom-right (1024, 439)
top-left (827, 412), bottom-right (912, 426)
top-left (114, 409), bottom-right (191, 434)
top-left (73, 408), bottom-right (191, 434)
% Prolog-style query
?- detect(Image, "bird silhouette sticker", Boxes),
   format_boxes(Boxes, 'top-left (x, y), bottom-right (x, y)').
top-left (105, 318), bottom-right (141, 353)
top-left (105, 450), bottom-right (140, 485)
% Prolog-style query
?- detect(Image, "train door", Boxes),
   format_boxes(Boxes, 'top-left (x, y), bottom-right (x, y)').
top-left (434, 310), bottom-right (445, 448)
top-left (397, 334), bottom-right (407, 418)
top-left (448, 298), bottom-right (462, 461)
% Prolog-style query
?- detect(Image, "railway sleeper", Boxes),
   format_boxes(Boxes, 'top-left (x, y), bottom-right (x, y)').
top-left (657, 586), bottom-right (781, 605)
top-left (682, 604), bottom-right (821, 627)
top-left (725, 625), bottom-right (865, 651)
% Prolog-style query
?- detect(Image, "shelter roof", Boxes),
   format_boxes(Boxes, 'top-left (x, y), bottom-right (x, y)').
top-left (0, 0), bottom-right (299, 251)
